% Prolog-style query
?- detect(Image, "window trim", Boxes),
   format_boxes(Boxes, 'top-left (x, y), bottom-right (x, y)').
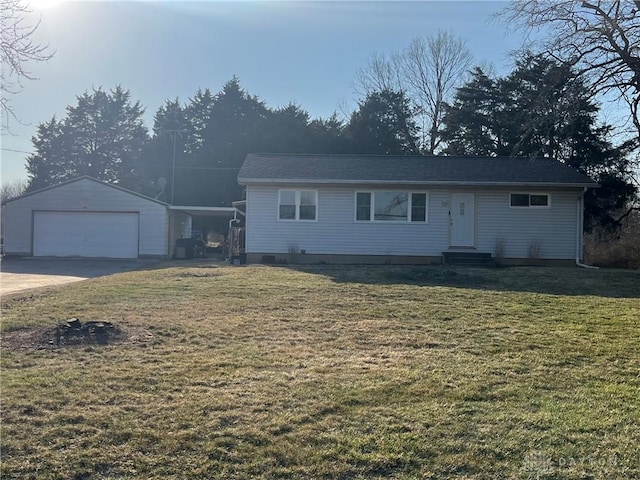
top-left (509, 192), bottom-right (551, 209)
top-left (278, 189), bottom-right (318, 222)
top-left (354, 190), bottom-right (429, 223)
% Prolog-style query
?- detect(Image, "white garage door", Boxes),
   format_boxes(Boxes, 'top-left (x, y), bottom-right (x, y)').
top-left (33, 211), bottom-right (139, 258)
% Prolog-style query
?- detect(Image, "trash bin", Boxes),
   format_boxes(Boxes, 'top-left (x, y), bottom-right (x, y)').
top-left (231, 253), bottom-right (247, 265)
top-left (175, 237), bottom-right (206, 259)
top-left (175, 238), bottom-right (195, 259)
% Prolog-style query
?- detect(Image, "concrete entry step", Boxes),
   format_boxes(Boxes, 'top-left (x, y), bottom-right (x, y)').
top-left (442, 251), bottom-right (495, 267)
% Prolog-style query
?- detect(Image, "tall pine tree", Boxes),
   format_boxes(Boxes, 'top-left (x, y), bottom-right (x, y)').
top-left (26, 86), bottom-right (148, 191)
top-left (346, 89), bottom-right (420, 155)
top-left (442, 54), bottom-right (637, 229)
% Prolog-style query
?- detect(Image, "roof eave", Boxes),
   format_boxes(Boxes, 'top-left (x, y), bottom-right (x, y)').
top-left (167, 205), bottom-right (238, 217)
top-left (238, 178), bottom-right (599, 188)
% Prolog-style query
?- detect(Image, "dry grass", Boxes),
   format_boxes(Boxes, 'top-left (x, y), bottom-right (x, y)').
top-left (585, 211), bottom-right (640, 269)
top-left (1, 262), bottom-right (639, 479)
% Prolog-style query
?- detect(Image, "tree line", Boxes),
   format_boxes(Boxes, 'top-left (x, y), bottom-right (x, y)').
top-left (21, 9), bottom-right (639, 231)
top-left (24, 62), bottom-right (635, 230)
top-left (24, 76), bottom-right (422, 207)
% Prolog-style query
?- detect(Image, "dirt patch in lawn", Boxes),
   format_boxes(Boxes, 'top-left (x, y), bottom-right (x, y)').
top-left (1, 320), bottom-right (154, 351)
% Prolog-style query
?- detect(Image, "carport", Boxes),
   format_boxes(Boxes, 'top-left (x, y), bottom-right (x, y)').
top-left (168, 205), bottom-right (242, 258)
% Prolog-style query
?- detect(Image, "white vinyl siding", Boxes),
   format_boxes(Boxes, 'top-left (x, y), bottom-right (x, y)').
top-left (2, 178), bottom-right (169, 257)
top-left (245, 185), bottom-right (582, 260)
top-left (477, 190), bottom-right (577, 259)
top-left (247, 186), bottom-right (447, 257)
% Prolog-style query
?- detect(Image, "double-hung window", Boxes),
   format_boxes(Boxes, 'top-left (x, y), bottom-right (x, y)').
top-left (510, 193), bottom-right (550, 208)
top-left (356, 191), bottom-right (427, 222)
top-left (279, 190), bottom-right (317, 221)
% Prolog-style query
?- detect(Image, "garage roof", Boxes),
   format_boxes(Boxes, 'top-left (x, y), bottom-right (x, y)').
top-left (2, 176), bottom-right (169, 206)
top-left (3, 177), bottom-right (241, 216)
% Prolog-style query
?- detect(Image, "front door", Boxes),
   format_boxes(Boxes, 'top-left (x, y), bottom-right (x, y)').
top-left (450, 193), bottom-right (475, 247)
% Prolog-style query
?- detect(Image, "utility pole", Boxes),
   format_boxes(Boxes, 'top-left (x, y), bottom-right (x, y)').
top-left (163, 127), bottom-right (188, 205)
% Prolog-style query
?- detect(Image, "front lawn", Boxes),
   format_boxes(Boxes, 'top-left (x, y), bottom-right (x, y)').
top-left (1, 264), bottom-right (638, 479)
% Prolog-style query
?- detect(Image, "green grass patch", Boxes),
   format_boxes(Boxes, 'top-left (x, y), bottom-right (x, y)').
top-left (1, 263), bottom-right (639, 479)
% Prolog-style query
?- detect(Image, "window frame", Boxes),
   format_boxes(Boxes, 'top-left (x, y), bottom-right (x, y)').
top-left (509, 192), bottom-right (551, 209)
top-left (278, 189), bottom-right (318, 222)
top-left (354, 190), bottom-right (428, 223)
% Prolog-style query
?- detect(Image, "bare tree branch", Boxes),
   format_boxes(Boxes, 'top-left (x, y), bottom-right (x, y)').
top-left (496, 0), bottom-right (640, 143)
top-left (354, 30), bottom-right (473, 155)
top-left (0, 178), bottom-right (28, 202)
top-left (1, 0), bottom-right (54, 131)
top-left (614, 206), bottom-right (640, 226)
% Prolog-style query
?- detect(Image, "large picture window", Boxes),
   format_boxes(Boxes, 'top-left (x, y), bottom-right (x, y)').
top-left (279, 190), bottom-right (317, 221)
top-left (374, 192), bottom-right (408, 221)
top-left (510, 193), bottom-right (550, 208)
top-left (356, 191), bottom-right (427, 222)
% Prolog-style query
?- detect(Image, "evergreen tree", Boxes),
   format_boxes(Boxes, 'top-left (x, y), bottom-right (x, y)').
top-left (26, 86), bottom-right (148, 191)
top-left (442, 54), bottom-right (637, 229)
top-left (138, 98), bottom-right (189, 201)
top-left (308, 114), bottom-right (348, 153)
top-left (183, 88), bottom-right (215, 155)
top-left (25, 117), bottom-right (68, 190)
top-left (266, 103), bottom-right (313, 153)
top-left (441, 68), bottom-right (509, 156)
top-left (171, 77), bottom-right (271, 206)
top-left (346, 89), bottom-right (420, 155)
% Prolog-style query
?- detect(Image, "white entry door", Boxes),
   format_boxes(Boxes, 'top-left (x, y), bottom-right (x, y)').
top-left (450, 193), bottom-right (475, 247)
top-left (33, 211), bottom-right (139, 258)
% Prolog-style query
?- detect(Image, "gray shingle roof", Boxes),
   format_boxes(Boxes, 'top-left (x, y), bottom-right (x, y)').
top-left (1, 176), bottom-right (169, 206)
top-left (238, 153), bottom-right (598, 187)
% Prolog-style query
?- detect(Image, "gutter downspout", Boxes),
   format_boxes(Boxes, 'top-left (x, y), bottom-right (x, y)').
top-left (576, 187), bottom-right (598, 269)
top-left (228, 209), bottom-right (239, 231)
top-left (228, 210), bottom-right (241, 261)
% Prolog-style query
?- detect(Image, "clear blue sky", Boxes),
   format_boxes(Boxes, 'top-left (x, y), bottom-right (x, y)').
top-left (1, 1), bottom-right (525, 184)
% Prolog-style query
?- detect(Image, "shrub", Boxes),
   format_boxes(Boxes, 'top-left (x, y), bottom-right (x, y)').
top-left (585, 210), bottom-right (640, 269)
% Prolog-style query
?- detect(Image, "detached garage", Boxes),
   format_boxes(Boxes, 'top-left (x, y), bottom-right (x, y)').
top-left (2, 177), bottom-right (191, 259)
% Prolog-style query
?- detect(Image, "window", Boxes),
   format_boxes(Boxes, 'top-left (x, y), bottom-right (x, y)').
top-left (356, 192), bottom-right (371, 221)
top-left (279, 190), bottom-right (317, 221)
top-left (374, 192), bottom-right (408, 221)
top-left (279, 190), bottom-right (297, 219)
top-left (411, 193), bottom-right (427, 222)
top-left (510, 193), bottom-right (550, 208)
top-left (356, 191), bottom-right (427, 222)
top-left (530, 194), bottom-right (549, 207)
top-left (299, 190), bottom-right (317, 220)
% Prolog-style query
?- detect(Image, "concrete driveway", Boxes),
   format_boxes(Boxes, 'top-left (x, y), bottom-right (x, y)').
top-left (0, 258), bottom-right (157, 296)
